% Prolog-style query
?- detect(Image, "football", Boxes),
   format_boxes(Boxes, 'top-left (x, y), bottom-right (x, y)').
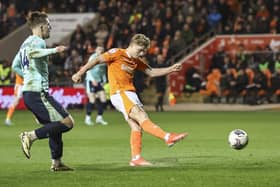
top-left (228, 129), bottom-right (249, 150)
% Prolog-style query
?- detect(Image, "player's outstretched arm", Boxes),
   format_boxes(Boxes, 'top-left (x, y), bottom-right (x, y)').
top-left (72, 55), bottom-right (105, 83)
top-left (144, 63), bottom-right (182, 77)
top-left (28, 45), bottom-right (67, 58)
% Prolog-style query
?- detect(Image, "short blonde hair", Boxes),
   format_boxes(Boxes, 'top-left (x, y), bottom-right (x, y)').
top-left (130, 34), bottom-right (150, 49)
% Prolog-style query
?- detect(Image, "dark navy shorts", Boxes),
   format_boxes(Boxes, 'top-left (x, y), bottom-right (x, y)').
top-left (23, 91), bottom-right (69, 124)
top-left (86, 81), bottom-right (104, 93)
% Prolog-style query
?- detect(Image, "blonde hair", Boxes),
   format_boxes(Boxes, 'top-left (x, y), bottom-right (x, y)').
top-left (130, 34), bottom-right (150, 49)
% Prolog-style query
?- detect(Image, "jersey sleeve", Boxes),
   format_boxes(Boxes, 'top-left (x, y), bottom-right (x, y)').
top-left (27, 39), bottom-right (57, 59)
top-left (11, 52), bottom-right (24, 77)
top-left (27, 48), bottom-right (57, 58)
top-left (101, 48), bottom-right (120, 64)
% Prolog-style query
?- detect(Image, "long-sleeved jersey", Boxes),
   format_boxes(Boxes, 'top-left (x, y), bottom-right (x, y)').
top-left (12, 35), bottom-right (57, 92)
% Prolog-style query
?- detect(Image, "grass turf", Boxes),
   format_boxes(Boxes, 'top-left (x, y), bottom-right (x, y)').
top-left (0, 110), bottom-right (280, 187)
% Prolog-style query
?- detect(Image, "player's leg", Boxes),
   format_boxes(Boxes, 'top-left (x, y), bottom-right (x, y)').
top-left (127, 118), bottom-right (152, 166)
top-left (85, 80), bottom-right (95, 125)
top-left (20, 91), bottom-right (74, 169)
top-left (95, 89), bottom-right (108, 125)
top-left (49, 133), bottom-right (73, 171)
top-left (111, 91), bottom-right (168, 140)
top-left (129, 105), bottom-right (187, 147)
top-left (121, 91), bottom-right (187, 147)
top-left (85, 93), bottom-right (96, 125)
top-left (40, 93), bottom-right (74, 171)
top-left (110, 91), bottom-right (185, 166)
top-left (110, 92), bottom-right (148, 166)
top-left (5, 84), bottom-right (22, 125)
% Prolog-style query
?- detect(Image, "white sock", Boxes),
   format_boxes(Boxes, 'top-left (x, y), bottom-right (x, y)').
top-left (52, 159), bottom-right (61, 166)
top-left (96, 115), bottom-right (102, 120)
top-left (132, 155), bottom-right (140, 161)
top-left (28, 131), bottom-right (38, 141)
top-left (164, 133), bottom-right (170, 141)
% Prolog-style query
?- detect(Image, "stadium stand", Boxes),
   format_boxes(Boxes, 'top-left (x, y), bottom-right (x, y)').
top-left (0, 0), bottom-right (279, 105)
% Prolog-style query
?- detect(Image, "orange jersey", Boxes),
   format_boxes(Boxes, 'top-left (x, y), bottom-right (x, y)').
top-left (101, 48), bottom-right (151, 95)
top-left (15, 74), bottom-right (23, 85)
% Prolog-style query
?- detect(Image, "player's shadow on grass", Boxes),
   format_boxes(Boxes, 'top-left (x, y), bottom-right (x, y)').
top-left (75, 157), bottom-right (190, 171)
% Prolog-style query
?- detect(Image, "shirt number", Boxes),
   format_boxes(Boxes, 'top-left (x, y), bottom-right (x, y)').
top-left (19, 49), bottom-right (29, 71)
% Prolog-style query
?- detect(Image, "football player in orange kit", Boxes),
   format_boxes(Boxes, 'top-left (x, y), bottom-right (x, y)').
top-left (72, 34), bottom-right (188, 166)
top-left (5, 73), bottom-right (23, 125)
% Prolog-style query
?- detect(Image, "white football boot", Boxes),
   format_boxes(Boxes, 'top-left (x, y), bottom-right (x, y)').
top-left (19, 132), bottom-right (33, 159)
top-left (85, 116), bottom-right (94, 126)
top-left (96, 116), bottom-right (108, 125)
top-left (5, 119), bottom-right (12, 126)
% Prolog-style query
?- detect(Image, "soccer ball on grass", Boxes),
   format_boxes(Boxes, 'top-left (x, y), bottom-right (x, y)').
top-left (228, 129), bottom-right (248, 150)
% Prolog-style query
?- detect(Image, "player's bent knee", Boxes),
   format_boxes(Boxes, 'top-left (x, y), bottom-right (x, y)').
top-left (61, 115), bottom-right (74, 129)
top-left (129, 106), bottom-right (148, 123)
top-left (127, 119), bottom-right (142, 131)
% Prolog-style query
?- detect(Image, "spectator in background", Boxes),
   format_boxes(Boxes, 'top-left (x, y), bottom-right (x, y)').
top-left (235, 68), bottom-right (249, 103)
top-left (233, 16), bottom-right (245, 34)
top-left (184, 67), bottom-right (202, 94)
top-left (182, 23), bottom-right (194, 46)
top-left (167, 30), bottom-right (186, 60)
top-left (244, 14), bottom-right (256, 34)
top-left (256, 5), bottom-right (270, 20)
top-left (70, 24), bottom-right (85, 45)
top-left (128, 9), bottom-right (142, 25)
top-left (246, 69), bottom-right (267, 105)
top-left (210, 46), bottom-right (226, 71)
top-left (207, 7), bottom-right (222, 30)
top-left (95, 24), bottom-right (109, 46)
top-left (222, 55), bottom-right (235, 74)
top-left (270, 15), bottom-right (279, 34)
top-left (217, 0), bottom-right (231, 29)
top-left (50, 49), bottom-right (67, 70)
top-left (171, 12), bottom-right (185, 32)
top-left (154, 54), bottom-right (167, 112)
top-left (220, 68), bottom-right (236, 103)
top-left (195, 18), bottom-right (209, 37)
top-left (236, 44), bottom-right (248, 70)
top-left (255, 16), bottom-right (270, 34)
top-left (64, 48), bottom-right (83, 73)
top-left (0, 59), bottom-right (11, 85)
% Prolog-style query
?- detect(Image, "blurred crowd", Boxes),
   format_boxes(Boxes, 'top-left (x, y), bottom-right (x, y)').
top-left (0, 0), bottom-right (279, 104)
top-left (186, 45), bottom-right (280, 105)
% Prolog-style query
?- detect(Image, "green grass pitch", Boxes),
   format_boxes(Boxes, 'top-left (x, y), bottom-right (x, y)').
top-left (0, 110), bottom-right (280, 187)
